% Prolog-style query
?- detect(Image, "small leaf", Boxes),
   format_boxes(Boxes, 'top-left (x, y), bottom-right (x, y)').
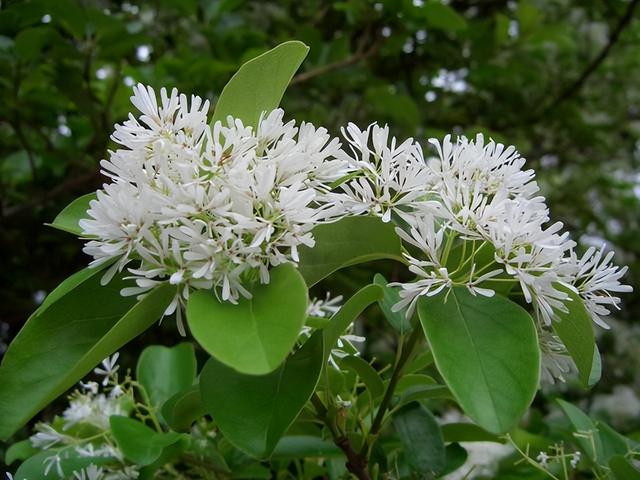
top-left (110, 416), bottom-right (186, 466)
top-left (374, 273), bottom-right (412, 333)
top-left (161, 385), bottom-right (207, 433)
top-left (47, 192), bottom-right (95, 236)
top-left (199, 332), bottom-right (324, 458)
top-left (589, 347), bottom-right (602, 386)
top-left (418, 287), bottom-right (540, 434)
top-left (297, 216), bottom-right (404, 287)
top-left (187, 263), bottom-right (308, 375)
top-left (338, 355), bottom-right (384, 400)
top-left (0, 271), bottom-right (174, 440)
top-left (441, 443), bottom-right (468, 477)
top-left (4, 439), bottom-right (38, 465)
top-left (323, 283), bottom-right (382, 356)
top-left (136, 343), bottom-right (197, 409)
top-left (393, 402), bottom-right (446, 476)
top-left (211, 41), bottom-right (309, 128)
top-left (552, 285), bottom-right (596, 387)
top-left (557, 399), bottom-right (603, 462)
top-left (14, 447), bottom-right (115, 480)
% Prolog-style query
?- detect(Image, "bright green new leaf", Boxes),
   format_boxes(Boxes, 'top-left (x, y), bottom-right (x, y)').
top-left (211, 41), bottom-right (309, 128)
top-left (297, 216), bottom-right (404, 287)
top-left (418, 287), bottom-right (540, 434)
top-left (552, 285), bottom-right (596, 387)
top-left (110, 416), bottom-right (186, 466)
top-left (136, 343), bottom-right (197, 409)
top-left (4, 439), bottom-right (38, 465)
top-left (322, 283), bottom-right (382, 357)
top-left (199, 332), bottom-right (324, 458)
top-left (14, 448), bottom-right (114, 479)
top-left (161, 385), bottom-right (208, 433)
top-left (338, 355), bottom-right (384, 400)
top-left (187, 263), bottom-right (308, 375)
top-left (373, 273), bottom-right (412, 333)
top-left (47, 192), bottom-right (95, 236)
top-left (557, 399), bottom-right (603, 462)
top-left (0, 269), bottom-right (174, 440)
top-left (393, 402), bottom-right (446, 476)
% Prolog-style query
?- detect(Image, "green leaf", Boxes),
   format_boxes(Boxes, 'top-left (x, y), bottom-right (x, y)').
top-left (0, 270), bottom-right (174, 440)
top-left (609, 455), bottom-right (640, 479)
top-left (187, 263), bottom-right (308, 375)
top-left (441, 443), bottom-right (468, 477)
top-left (14, 448), bottom-right (115, 480)
top-left (374, 273), bottom-right (412, 333)
top-left (211, 41), bottom-right (309, 128)
top-left (199, 332), bottom-right (324, 458)
top-left (441, 423), bottom-right (501, 443)
top-left (297, 216), bottom-right (404, 287)
top-left (338, 355), bottom-right (384, 400)
top-left (589, 347), bottom-right (602, 386)
top-left (47, 192), bottom-right (95, 236)
top-left (323, 284), bottom-right (382, 356)
top-left (271, 435), bottom-right (343, 459)
top-left (396, 384), bottom-right (452, 408)
top-left (557, 399), bottom-right (603, 462)
top-left (136, 343), bottom-right (197, 409)
top-left (552, 285), bottom-right (596, 386)
top-left (161, 385), bottom-right (207, 433)
top-left (393, 402), bottom-right (446, 476)
top-left (4, 439), bottom-right (38, 465)
top-left (423, 1), bottom-right (468, 32)
top-left (110, 416), bottom-right (186, 466)
top-left (418, 287), bottom-right (540, 434)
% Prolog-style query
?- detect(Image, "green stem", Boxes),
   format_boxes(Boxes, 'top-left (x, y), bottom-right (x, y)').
top-left (360, 326), bottom-right (423, 457)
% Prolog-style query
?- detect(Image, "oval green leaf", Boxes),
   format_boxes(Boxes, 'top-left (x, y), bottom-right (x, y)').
top-left (136, 343), bottom-right (197, 409)
top-left (418, 286), bottom-right (540, 434)
top-left (552, 285), bottom-right (596, 387)
top-left (47, 192), bottom-right (95, 236)
top-left (187, 263), bottom-right (308, 375)
top-left (297, 216), bottom-right (404, 287)
top-left (0, 271), bottom-right (174, 440)
top-left (211, 41), bottom-right (309, 128)
top-left (161, 385), bottom-right (207, 433)
top-left (199, 332), bottom-right (324, 458)
top-left (393, 402), bottom-right (446, 476)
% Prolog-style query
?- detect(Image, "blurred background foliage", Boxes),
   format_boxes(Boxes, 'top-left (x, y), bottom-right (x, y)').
top-left (0, 0), bottom-right (639, 472)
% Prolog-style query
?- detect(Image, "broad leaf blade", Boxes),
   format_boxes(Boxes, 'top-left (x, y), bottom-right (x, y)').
top-left (552, 285), bottom-right (596, 387)
top-left (418, 286), bottom-right (540, 434)
top-left (161, 385), bottom-right (207, 433)
top-left (0, 276), bottom-right (174, 440)
top-left (187, 263), bottom-right (308, 375)
top-left (136, 343), bottom-right (197, 409)
top-left (211, 41), bottom-right (309, 128)
top-left (393, 402), bottom-right (446, 476)
top-left (297, 216), bottom-right (404, 287)
top-left (199, 332), bottom-right (324, 458)
top-left (47, 192), bottom-right (95, 236)
top-left (110, 416), bottom-right (185, 466)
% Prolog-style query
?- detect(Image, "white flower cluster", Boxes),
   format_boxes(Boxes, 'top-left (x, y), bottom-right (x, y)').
top-left (81, 84), bottom-right (348, 332)
top-left (28, 355), bottom-right (138, 480)
top-left (333, 128), bottom-right (631, 381)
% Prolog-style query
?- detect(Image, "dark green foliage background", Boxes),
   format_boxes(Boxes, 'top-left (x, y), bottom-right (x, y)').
top-left (0, 0), bottom-right (639, 464)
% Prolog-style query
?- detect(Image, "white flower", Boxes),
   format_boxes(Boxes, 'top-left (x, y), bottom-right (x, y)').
top-left (536, 451), bottom-right (550, 467)
top-left (94, 353), bottom-right (120, 385)
top-left (538, 329), bottom-right (575, 384)
top-left (43, 453), bottom-right (64, 477)
top-left (82, 85), bottom-right (348, 331)
top-left (62, 392), bottom-right (126, 431)
top-left (74, 465), bottom-right (104, 480)
top-left (570, 451), bottom-right (581, 468)
top-left (568, 245), bottom-right (633, 328)
top-left (30, 424), bottom-right (68, 449)
top-left (336, 123), bottom-right (432, 222)
top-left (307, 293), bottom-right (343, 318)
